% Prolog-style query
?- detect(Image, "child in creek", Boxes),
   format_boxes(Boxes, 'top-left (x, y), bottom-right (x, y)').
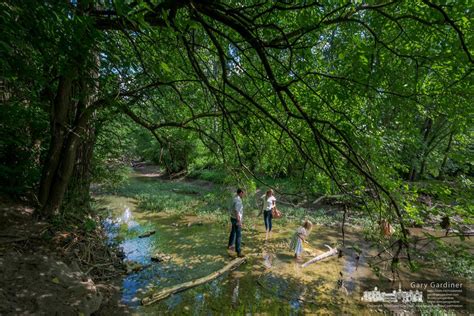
top-left (289, 220), bottom-right (313, 259)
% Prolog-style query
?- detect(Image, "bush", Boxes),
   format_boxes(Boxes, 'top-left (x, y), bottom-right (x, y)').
top-left (188, 169), bottom-right (233, 184)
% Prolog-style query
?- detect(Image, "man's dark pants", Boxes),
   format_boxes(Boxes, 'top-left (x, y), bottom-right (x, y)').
top-left (228, 217), bottom-right (241, 255)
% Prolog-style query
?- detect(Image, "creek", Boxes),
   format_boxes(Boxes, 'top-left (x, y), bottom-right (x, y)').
top-left (97, 172), bottom-right (471, 315)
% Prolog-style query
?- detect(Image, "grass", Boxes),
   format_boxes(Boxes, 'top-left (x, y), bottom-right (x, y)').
top-left (98, 167), bottom-right (474, 281)
top-left (426, 239), bottom-right (474, 280)
top-left (417, 304), bottom-right (457, 316)
top-left (101, 175), bottom-right (233, 222)
top-left (102, 168), bottom-right (383, 228)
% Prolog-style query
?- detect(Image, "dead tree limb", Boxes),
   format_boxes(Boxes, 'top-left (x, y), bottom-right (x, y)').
top-left (301, 245), bottom-right (338, 268)
top-left (141, 257), bottom-right (246, 306)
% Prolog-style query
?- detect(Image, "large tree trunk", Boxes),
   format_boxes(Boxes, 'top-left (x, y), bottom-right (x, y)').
top-left (35, 1), bottom-right (101, 219)
top-left (65, 123), bottom-right (96, 211)
top-left (63, 70), bottom-right (99, 212)
top-left (38, 74), bottom-right (75, 209)
top-left (39, 108), bottom-right (93, 217)
top-left (36, 40), bottom-right (99, 218)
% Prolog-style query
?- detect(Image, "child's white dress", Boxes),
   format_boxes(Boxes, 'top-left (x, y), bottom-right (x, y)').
top-left (289, 227), bottom-right (307, 256)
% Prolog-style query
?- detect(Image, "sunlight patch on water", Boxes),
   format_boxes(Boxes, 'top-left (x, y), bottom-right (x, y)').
top-left (95, 171), bottom-right (474, 315)
top-left (100, 196), bottom-right (372, 314)
top-left (116, 207), bottom-right (139, 229)
top-left (98, 193), bottom-right (383, 314)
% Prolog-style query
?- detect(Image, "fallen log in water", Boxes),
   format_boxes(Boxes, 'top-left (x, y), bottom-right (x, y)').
top-left (138, 231), bottom-right (156, 238)
top-left (141, 257), bottom-right (246, 306)
top-left (301, 245), bottom-right (338, 268)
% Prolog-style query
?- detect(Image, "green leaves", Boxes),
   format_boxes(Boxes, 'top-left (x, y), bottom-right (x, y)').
top-left (359, 54), bottom-right (368, 65)
top-left (160, 61), bottom-right (171, 73)
top-left (2, 0), bottom-right (472, 231)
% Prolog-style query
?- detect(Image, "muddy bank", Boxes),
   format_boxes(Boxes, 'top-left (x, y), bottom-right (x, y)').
top-left (0, 253), bottom-right (102, 315)
top-left (0, 198), bottom-right (128, 315)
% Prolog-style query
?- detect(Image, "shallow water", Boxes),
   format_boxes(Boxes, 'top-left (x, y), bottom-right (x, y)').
top-left (97, 176), bottom-right (472, 315)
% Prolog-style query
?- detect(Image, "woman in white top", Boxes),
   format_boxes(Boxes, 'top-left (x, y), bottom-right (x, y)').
top-left (263, 189), bottom-right (276, 240)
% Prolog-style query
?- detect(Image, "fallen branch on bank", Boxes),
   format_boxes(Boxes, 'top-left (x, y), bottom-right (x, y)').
top-left (312, 194), bottom-right (347, 205)
top-left (141, 257), bottom-right (246, 306)
top-left (301, 245), bottom-right (338, 268)
top-left (0, 236), bottom-right (29, 243)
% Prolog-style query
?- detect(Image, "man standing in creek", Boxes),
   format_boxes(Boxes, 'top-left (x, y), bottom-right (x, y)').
top-left (227, 188), bottom-right (245, 257)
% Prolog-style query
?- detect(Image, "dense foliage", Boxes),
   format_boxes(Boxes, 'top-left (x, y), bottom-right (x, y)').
top-left (1, 0), bottom-right (472, 260)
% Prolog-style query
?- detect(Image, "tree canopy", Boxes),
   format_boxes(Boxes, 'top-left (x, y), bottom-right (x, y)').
top-left (1, 1), bottom-right (473, 258)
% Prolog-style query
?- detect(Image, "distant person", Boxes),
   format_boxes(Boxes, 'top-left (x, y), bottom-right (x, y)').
top-left (290, 220), bottom-right (313, 260)
top-left (263, 189), bottom-right (276, 240)
top-left (228, 188), bottom-right (245, 257)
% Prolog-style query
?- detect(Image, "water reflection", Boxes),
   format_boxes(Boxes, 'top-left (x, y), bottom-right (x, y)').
top-left (263, 251), bottom-right (274, 268)
top-left (121, 237), bottom-right (152, 263)
top-left (100, 194), bottom-right (382, 315)
top-left (104, 204), bottom-right (363, 314)
top-left (231, 278), bottom-right (239, 309)
top-left (117, 206), bottom-right (139, 229)
top-left (289, 299), bottom-right (302, 313)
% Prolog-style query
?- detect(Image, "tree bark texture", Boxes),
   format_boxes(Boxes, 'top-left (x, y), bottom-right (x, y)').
top-left (37, 54), bottom-right (99, 218)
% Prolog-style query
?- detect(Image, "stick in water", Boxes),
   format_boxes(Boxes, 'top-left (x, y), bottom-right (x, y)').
top-left (142, 257), bottom-right (246, 306)
top-left (301, 245), bottom-right (338, 268)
